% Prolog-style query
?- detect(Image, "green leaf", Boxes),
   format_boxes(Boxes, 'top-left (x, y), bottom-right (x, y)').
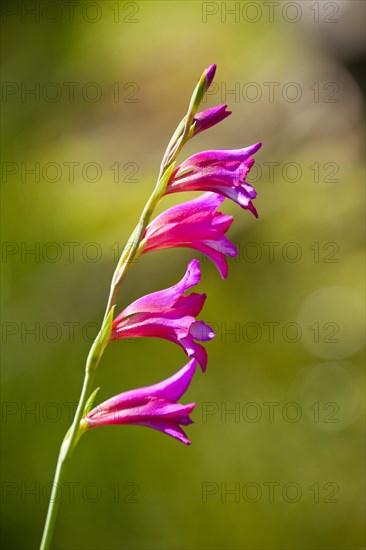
top-left (156, 162), bottom-right (176, 196)
top-left (83, 387), bottom-right (101, 416)
top-left (99, 306), bottom-right (115, 348)
top-left (87, 306), bottom-right (115, 372)
top-left (188, 122), bottom-right (196, 139)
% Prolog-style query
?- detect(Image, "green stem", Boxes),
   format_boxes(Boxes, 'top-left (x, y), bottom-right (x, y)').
top-left (39, 450), bottom-right (64, 550)
top-left (40, 366), bottom-right (94, 550)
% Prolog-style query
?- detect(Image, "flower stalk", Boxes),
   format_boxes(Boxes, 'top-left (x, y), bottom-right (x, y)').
top-left (40, 64), bottom-right (218, 550)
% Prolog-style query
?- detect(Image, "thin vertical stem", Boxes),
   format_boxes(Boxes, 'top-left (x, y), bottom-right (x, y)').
top-left (40, 64), bottom-right (211, 549)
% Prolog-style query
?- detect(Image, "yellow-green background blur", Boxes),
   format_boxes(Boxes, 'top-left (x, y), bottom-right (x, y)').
top-left (1, 1), bottom-right (365, 549)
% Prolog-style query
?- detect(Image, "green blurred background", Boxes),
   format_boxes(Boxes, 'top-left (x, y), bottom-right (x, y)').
top-left (1, 1), bottom-right (365, 549)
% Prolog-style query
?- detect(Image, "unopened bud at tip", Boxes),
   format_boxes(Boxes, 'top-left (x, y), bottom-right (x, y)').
top-left (205, 64), bottom-right (217, 89)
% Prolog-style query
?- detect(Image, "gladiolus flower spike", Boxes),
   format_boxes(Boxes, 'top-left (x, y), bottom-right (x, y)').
top-left (40, 63), bottom-right (262, 550)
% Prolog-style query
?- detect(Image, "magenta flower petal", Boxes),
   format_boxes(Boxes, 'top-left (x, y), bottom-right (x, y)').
top-left (85, 360), bottom-right (198, 445)
top-left (145, 192), bottom-right (225, 232)
top-left (95, 360), bottom-right (197, 413)
top-left (90, 407), bottom-right (196, 442)
top-left (142, 193), bottom-right (238, 279)
top-left (174, 292), bottom-right (207, 316)
top-left (134, 420), bottom-right (192, 445)
top-left (191, 242), bottom-right (230, 279)
top-left (166, 143), bottom-right (262, 214)
top-left (189, 320), bottom-right (215, 341)
top-left (177, 143), bottom-right (262, 168)
top-left (193, 104), bottom-right (231, 136)
top-left (111, 260), bottom-right (215, 371)
top-left (214, 184), bottom-right (258, 217)
top-left (119, 259), bottom-right (201, 318)
top-left (95, 400), bottom-right (195, 424)
top-left (112, 312), bottom-right (212, 372)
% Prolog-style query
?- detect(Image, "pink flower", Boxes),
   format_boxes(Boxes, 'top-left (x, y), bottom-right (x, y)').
top-left (85, 359), bottom-right (198, 445)
top-left (142, 193), bottom-right (238, 279)
top-left (111, 259), bottom-right (215, 371)
top-left (193, 105), bottom-right (231, 136)
top-left (166, 142), bottom-right (262, 217)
